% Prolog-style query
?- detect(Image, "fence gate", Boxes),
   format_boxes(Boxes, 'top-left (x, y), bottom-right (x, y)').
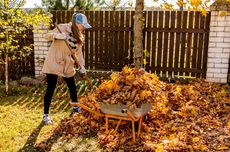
top-left (52, 10), bottom-right (210, 78)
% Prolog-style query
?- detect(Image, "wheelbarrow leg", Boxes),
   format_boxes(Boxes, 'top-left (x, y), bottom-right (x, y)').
top-left (132, 120), bottom-right (136, 142)
top-left (138, 116), bottom-right (143, 137)
top-left (115, 119), bottom-right (122, 132)
top-left (105, 116), bottom-right (109, 134)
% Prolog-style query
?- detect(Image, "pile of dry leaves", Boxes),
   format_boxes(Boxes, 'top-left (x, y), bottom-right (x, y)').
top-left (43, 67), bottom-right (230, 151)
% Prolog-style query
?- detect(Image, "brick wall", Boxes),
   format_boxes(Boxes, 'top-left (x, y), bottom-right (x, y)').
top-left (207, 10), bottom-right (230, 83)
top-left (34, 26), bottom-right (50, 77)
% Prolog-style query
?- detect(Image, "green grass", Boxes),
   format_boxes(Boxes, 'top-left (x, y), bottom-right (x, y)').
top-left (0, 83), bottom-right (102, 152)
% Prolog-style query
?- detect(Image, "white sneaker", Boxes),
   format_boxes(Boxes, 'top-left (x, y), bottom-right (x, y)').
top-left (43, 114), bottom-right (52, 125)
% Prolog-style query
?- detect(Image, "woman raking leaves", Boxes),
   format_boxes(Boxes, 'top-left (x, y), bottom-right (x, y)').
top-left (42, 13), bottom-right (91, 125)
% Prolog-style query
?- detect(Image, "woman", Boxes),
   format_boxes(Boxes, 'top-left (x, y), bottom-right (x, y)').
top-left (42, 13), bottom-right (91, 125)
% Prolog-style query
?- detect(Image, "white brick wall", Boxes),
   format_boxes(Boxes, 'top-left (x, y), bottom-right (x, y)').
top-left (34, 27), bottom-right (50, 76)
top-left (207, 10), bottom-right (230, 83)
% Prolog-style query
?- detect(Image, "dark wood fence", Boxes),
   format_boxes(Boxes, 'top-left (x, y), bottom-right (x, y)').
top-left (52, 10), bottom-right (210, 78)
top-left (143, 11), bottom-right (210, 78)
top-left (52, 10), bottom-right (134, 71)
top-left (0, 29), bottom-right (34, 80)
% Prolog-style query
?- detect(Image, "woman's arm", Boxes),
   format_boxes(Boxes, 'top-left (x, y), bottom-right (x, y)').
top-left (74, 44), bottom-right (86, 73)
top-left (74, 45), bottom-right (85, 66)
top-left (44, 26), bottom-right (66, 41)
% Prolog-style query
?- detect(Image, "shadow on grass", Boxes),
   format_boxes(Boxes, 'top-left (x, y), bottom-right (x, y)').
top-left (18, 121), bottom-right (45, 152)
top-left (18, 116), bottom-right (69, 152)
top-left (32, 113), bottom-right (74, 152)
top-left (0, 84), bottom-right (72, 113)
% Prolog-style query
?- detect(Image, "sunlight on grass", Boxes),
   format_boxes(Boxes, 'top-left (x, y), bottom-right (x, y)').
top-left (0, 82), bottom-right (101, 152)
top-left (0, 79), bottom-right (102, 151)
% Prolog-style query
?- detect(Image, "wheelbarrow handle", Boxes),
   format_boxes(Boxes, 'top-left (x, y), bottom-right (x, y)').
top-left (70, 102), bottom-right (104, 117)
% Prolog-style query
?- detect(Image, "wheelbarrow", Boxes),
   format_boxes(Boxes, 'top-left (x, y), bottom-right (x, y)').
top-left (70, 101), bottom-right (151, 142)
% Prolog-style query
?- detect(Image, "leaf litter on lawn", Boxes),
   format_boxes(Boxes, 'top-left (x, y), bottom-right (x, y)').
top-left (38, 67), bottom-right (230, 151)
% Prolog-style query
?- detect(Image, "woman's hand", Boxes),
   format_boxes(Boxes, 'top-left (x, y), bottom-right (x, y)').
top-left (78, 66), bottom-right (87, 78)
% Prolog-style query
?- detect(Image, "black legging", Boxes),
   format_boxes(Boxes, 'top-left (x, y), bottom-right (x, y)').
top-left (44, 74), bottom-right (77, 114)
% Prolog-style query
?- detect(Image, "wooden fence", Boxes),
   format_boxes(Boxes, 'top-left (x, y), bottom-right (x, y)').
top-left (0, 29), bottom-right (34, 80)
top-left (52, 10), bottom-right (211, 78)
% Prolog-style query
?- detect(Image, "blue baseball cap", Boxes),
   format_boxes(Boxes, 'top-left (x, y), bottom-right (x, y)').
top-left (74, 13), bottom-right (91, 29)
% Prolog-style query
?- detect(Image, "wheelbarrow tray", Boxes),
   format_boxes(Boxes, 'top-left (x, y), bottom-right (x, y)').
top-left (97, 102), bottom-right (151, 118)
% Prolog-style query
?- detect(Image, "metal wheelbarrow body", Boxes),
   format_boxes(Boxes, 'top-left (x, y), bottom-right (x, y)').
top-left (70, 102), bottom-right (151, 142)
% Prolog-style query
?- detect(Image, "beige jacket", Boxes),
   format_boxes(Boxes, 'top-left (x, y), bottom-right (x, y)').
top-left (42, 22), bottom-right (85, 77)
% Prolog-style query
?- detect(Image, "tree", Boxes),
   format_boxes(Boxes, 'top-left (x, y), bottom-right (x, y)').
top-left (41, 0), bottom-right (105, 11)
top-left (0, 0), bottom-right (52, 94)
top-left (133, 0), bottom-right (144, 69)
top-left (104, 0), bottom-right (133, 10)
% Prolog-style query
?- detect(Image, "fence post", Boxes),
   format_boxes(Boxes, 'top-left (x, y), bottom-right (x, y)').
top-left (33, 25), bottom-right (50, 77)
top-left (207, 1), bottom-right (230, 83)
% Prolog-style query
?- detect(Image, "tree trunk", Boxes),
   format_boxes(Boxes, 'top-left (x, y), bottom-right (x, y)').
top-left (5, 53), bottom-right (8, 95)
top-left (134, 0), bottom-right (144, 69)
top-left (66, 0), bottom-right (70, 10)
top-left (5, 30), bottom-right (9, 95)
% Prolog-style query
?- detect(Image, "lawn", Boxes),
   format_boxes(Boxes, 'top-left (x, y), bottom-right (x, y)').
top-left (0, 72), bottom-right (229, 152)
top-left (0, 82), bottom-right (102, 152)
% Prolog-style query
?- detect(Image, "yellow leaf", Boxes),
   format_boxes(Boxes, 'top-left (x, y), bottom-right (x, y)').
top-left (200, 8), bottom-right (207, 16)
top-left (176, 86), bottom-right (181, 93)
top-left (123, 66), bottom-right (131, 74)
top-left (192, 137), bottom-right (200, 142)
top-left (228, 121), bottom-right (230, 128)
top-left (155, 144), bottom-right (164, 152)
top-left (140, 90), bottom-right (151, 99)
top-left (111, 73), bottom-right (119, 81)
top-left (143, 59), bottom-right (148, 65)
top-left (171, 126), bottom-right (177, 131)
top-left (220, 11), bottom-right (227, 17)
top-left (186, 124), bottom-right (191, 128)
top-left (218, 146), bottom-right (229, 150)
top-left (200, 145), bottom-right (207, 150)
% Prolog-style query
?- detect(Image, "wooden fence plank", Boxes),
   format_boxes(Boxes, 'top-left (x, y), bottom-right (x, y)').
top-left (52, 11), bottom-right (57, 28)
top-left (163, 11), bottom-right (170, 76)
top-left (94, 11), bottom-right (99, 69)
top-left (67, 10), bottom-right (71, 22)
top-left (157, 11), bottom-right (163, 76)
top-left (130, 11), bottom-right (135, 65)
top-left (99, 11), bottom-right (104, 70)
top-left (151, 11), bottom-right (157, 74)
top-left (145, 11), bottom-right (152, 71)
top-left (124, 11), bottom-right (130, 65)
top-left (174, 11), bottom-right (182, 77)
top-left (120, 11), bottom-right (125, 67)
top-left (192, 12), bottom-right (200, 77)
top-left (114, 11), bottom-right (119, 68)
top-left (179, 11), bottom-right (188, 76)
top-left (84, 11), bottom-right (89, 69)
top-left (185, 11), bottom-right (194, 76)
top-left (89, 11), bottom-right (94, 69)
top-left (168, 11), bottom-right (175, 76)
top-left (197, 13), bottom-right (205, 78)
top-left (110, 11), bottom-right (115, 67)
top-left (104, 11), bottom-right (109, 70)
